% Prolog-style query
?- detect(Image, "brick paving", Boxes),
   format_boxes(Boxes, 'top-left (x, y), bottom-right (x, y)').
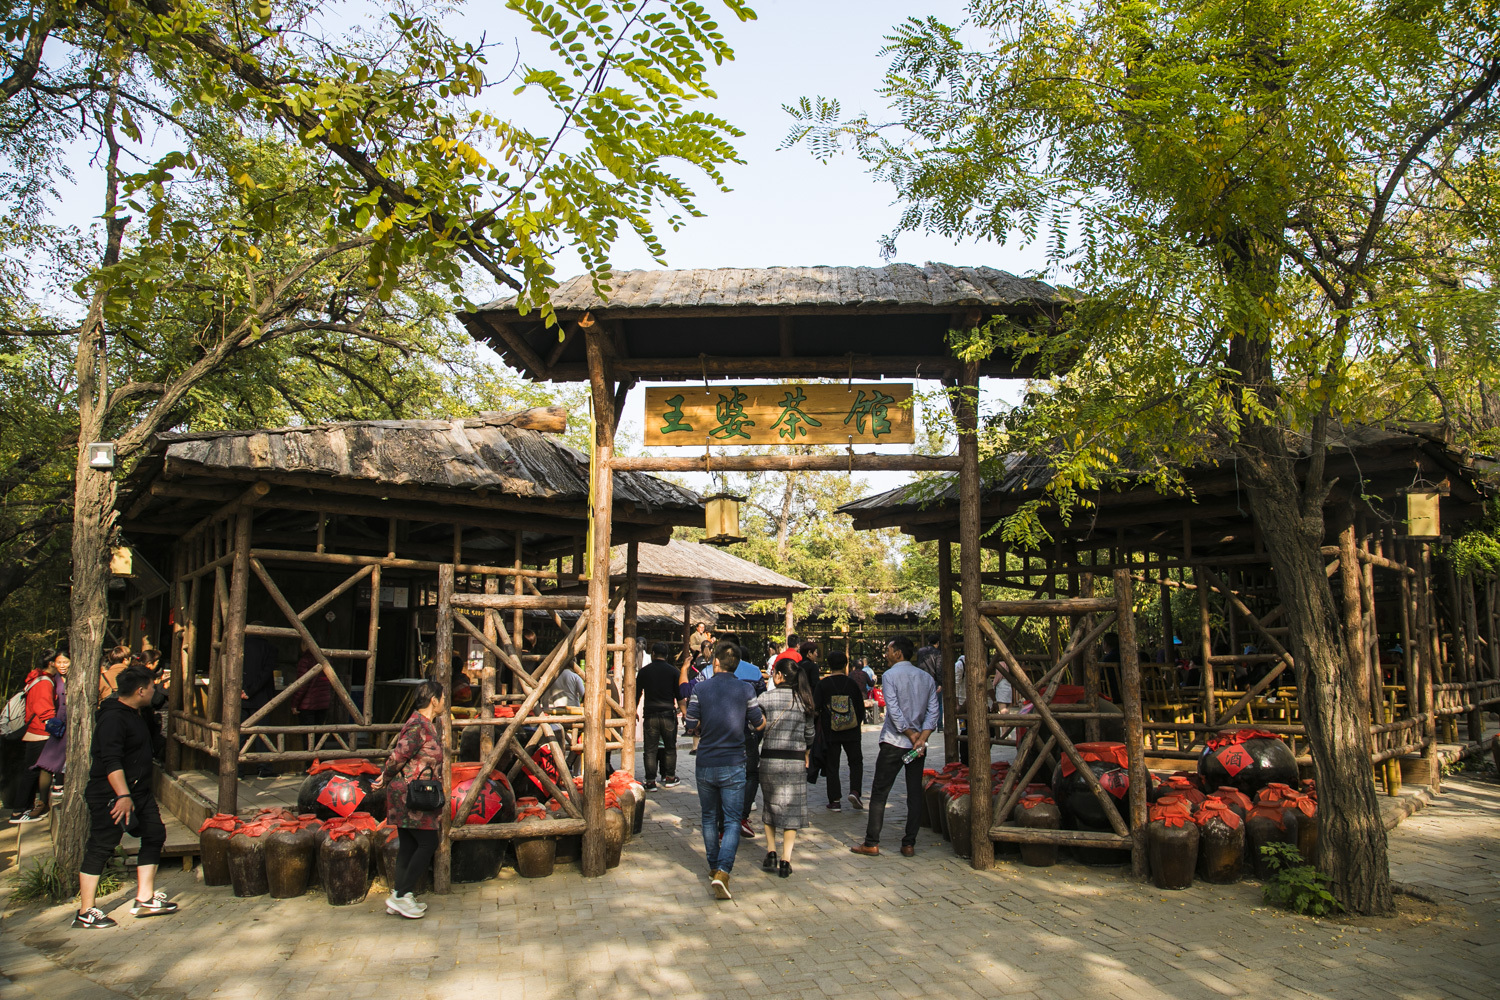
top-left (2, 727), bottom-right (1497, 1000)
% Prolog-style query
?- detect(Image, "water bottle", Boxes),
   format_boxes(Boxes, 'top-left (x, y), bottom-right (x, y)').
top-left (901, 745), bottom-right (926, 765)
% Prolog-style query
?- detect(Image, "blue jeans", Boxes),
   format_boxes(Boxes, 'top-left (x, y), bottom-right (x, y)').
top-left (695, 764), bottom-right (746, 874)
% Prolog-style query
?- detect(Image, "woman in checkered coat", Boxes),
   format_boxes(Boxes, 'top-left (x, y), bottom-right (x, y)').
top-left (757, 657), bottom-right (816, 879)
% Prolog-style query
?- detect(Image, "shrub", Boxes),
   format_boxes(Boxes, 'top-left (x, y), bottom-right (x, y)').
top-left (1260, 842), bottom-right (1341, 917)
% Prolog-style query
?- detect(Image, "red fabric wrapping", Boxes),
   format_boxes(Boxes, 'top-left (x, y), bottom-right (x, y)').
top-left (945, 782), bottom-right (971, 800)
top-left (343, 812), bottom-right (381, 832)
top-left (198, 813), bottom-right (240, 834)
top-left (236, 819), bottom-right (275, 838)
top-left (1289, 792), bottom-right (1317, 817)
top-left (604, 790), bottom-right (620, 810)
top-left (1256, 782), bottom-right (1297, 804)
top-left (493, 705), bottom-right (517, 718)
top-left (516, 806), bottom-right (548, 821)
top-left (1205, 728), bottom-right (1285, 751)
top-left (1149, 801), bottom-right (1190, 828)
top-left (307, 758), bottom-right (381, 777)
top-left (1019, 685), bottom-right (1113, 713)
top-left (1154, 793), bottom-right (1193, 812)
top-left (516, 796), bottom-right (540, 809)
top-left (1213, 787), bottom-right (1253, 813)
top-left (1059, 741), bottom-right (1129, 777)
top-left (1195, 796), bottom-right (1243, 830)
top-left (1019, 793), bottom-right (1055, 809)
top-left (1247, 803), bottom-right (1286, 825)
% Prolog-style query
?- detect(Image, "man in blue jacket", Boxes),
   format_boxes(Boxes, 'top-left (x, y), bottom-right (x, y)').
top-left (685, 642), bottom-right (765, 900)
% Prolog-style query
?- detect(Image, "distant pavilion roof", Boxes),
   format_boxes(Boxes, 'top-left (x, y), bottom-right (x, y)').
top-left (608, 538), bottom-right (809, 604)
top-left (460, 263), bottom-right (1066, 383)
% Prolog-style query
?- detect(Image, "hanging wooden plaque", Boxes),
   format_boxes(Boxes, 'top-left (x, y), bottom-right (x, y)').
top-left (643, 383), bottom-right (914, 446)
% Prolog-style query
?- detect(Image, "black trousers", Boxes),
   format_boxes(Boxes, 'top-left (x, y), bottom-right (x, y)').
top-left (8, 740), bottom-right (46, 815)
top-left (82, 781), bottom-right (165, 876)
top-left (863, 743), bottom-right (925, 848)
top-left (823, 733), bottom-right (864, 804)
top-left (641, 713), bottom-right (677, 780)
top-left (743, 732), bottom-right (762, 813)
top-left (395, 828), bottom-right (439, 896)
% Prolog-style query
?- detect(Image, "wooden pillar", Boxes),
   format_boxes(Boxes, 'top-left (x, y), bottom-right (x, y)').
top-left (581, 328), bottom-right (617, 878)
top-left (784, 593), bottom-right (795, 641)
top-left (513, 530), bottom-right (525, 687)
top-left (1462, 573), bottom-right (1484, 743)
top-left (481, 573), bottom-right (499, 761)
top-left (364, 563), bottom-right (381, 724)
top-left (166, 549), bottom-right (186, 773)
top-left (954, 358), bottom-right (993, 869)
top-left (207, 565), bottom-right (225, 723)
top-left (217, 512), bottom-right (253, 813)
top-left (623, 542), bottom-right (640, 772)
top-left (1419, 543), bottom-right (1441, 790)
top-left (937, 538), bottom-right (959, 760)
top-left (682, 602), bottom-right (694, 657)
top-left (1337, 518), bottom-right (1371, 713)
top-left (434, 565), bottom-right (455, 893)
top-left (1114, 567), bottom-right (1149, 879)
top-left (1195, 565), bottom-right (1215, 727)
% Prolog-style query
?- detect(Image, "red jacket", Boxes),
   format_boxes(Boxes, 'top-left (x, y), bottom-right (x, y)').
top-left (292, 653), bottom-right (333, 712)
top-left (22, 669), bottom-right (57, 737)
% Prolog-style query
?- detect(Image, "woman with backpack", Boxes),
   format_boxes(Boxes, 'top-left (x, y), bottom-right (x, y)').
top-left (6, 649), bottom-right (68, 824)
top-left (757, 657), bottom-right (816, 878)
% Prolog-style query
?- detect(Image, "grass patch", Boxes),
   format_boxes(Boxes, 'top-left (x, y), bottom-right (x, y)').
top-left (12, 853), bottom-right (126, 906)
top-left (1260, 841), bottom-right (1341, 917)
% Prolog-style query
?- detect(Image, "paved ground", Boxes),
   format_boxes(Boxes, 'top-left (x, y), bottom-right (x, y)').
top-left (2, 726), bottom-right (1497, 1000)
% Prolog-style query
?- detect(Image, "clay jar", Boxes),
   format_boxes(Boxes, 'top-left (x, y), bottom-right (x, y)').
top-left (1289, 792), bottom-right (1319, 864)
top-left (512, 805), bottom-right (556, 878)
top-left (297, 760), bottom-right (385, 821)
top-left (1152, 774), bottom-right (1206, 811)
top-left (319, 824), bottom-right (372, 905)
top-left (603, 802), bottom-right (627, 869)
top-left (1051, 743), bottom-right (1130, 830)
top-left (1212, 787), bottom-right (1254, 822)
top-left (197, 814), bottom-right (239, 887)
top-left (264, 820), bottom-right (317, 898)
top-left (1194, 797), bottom-right (1245, 884)
top-left (227, 821), bottom-right (273, 897)
top-left (924, 778), bottom-right (950, 839)
top-left (1198, 729), bottom-right (1298, 798)
top-left (1245, 803), bottom-right (1296, 879)
top-left (449, 764), bottom-right (515, 884)
top-left (1146, 802), bottom-right (1198, 890)
top-left (549, 798), bottom-right (581, 863)
top-left (1016, 793), bottom-right (1061, 867)
top-left (945, 783), bottom-right (973, 859)
top-left (919, 770), bottom-right (940, 829)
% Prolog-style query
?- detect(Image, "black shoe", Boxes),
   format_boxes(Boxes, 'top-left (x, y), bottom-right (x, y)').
top-left (643, 780), bottom-right (657, 791)
top-left (72, 907), bottom-right (116, 929)
top-left (778, 860), bottom-right (791, 879)
top-left (689, 749), bottom-right (697, 756)
top-left (130, 892), bottom-right (178, 917)
top-left (662, 776), bottom-right (681, 788)
top-left (762, 851), bottom-right (778, 872)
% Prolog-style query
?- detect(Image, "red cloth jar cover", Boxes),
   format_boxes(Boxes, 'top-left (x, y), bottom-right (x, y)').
top-left (1060, 742), bottom-right (1129, 777)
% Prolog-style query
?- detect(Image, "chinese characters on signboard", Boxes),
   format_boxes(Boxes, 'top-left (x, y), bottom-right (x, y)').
top-left (643, 384), bottom-right (915, 446)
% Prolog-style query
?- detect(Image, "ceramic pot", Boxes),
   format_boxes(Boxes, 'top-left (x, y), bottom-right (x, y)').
top-left (227, 828), bottom-right (270, 898)
top-left (320, 833), bottom-right (371, 906)
top-left (1195, 812), bottom-right (1245, 884)
top-left (946, 789), bottom-right (973, 860)
top-left (603, 806), bottom-right (627, 869)
top-left (264, 824), bottom-right (316, 899)
top-left (514, 836), bottom-right (557, 878)
top-left (199, 822), bottom-right (236, 887)
top-left (1015, 796), bottom-right (1061, 868)
top-left (1147, 814), bottom-right (1199, 890)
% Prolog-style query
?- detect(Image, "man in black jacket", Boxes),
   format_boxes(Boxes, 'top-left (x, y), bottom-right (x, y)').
top-left (73, 666), bottom-right (179, 929)
top-left (815, 651), bottom-right (868, 812)
top-left (636, 642), bottom-right (683, 790)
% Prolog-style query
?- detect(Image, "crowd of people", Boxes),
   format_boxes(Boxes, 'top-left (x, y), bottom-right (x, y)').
top-left (637, 631), bottom-right (942, 900)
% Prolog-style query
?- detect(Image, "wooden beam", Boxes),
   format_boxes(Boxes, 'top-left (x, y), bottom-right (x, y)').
top-left (978, 597), bottom-right (1116, 617)
top-left (954, 358), bottom-right (993, 870)
top-left (217, 512), bottom-right (253, 812)
top-left (581, 326), bottom-right (616, 879)
top-left (608, 453), bottom-right (961, 473)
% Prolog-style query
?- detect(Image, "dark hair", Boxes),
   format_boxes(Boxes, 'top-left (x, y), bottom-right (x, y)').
top-left (925, 633), bottom-right (939, 646)
top-left (414, 678), bottom-right (445, 710)
top-left (798, 640), bottom-right (818, 658)
top-left (888, 636), bottom-right (915, 661)
top-left (141, 649), bottom-right (162, 669)
top-left (774, 657), bottom-right (815, 713)
top-left (105, 645), bottom-right (132, 666)
top-left (651, 641), bottom-right (670, 659)
top-left (713, 641), bottom-right (740, 668)
top-left (38, 648), bottom-right (62, 671)
top-left (1103, 632), bottom-right (1120, 649)
top-left (115, 665), bottom-right (155, 699)
top-left (827, 650), bottom-right (848, 672)
top-left (786, 633), bottom-right (801, 648)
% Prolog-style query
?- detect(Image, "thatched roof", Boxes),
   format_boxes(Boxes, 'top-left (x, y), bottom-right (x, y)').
top-left (153, 410), bottom-right (698, 515)
top-left (840, 422), bottom-right (1495, 553)
top-left (477, 264), bottom-right (1056, 315)
top-left (459, 263), bottom-right (1067, 383)
top-left (608, 538), bottom-right (808, 603)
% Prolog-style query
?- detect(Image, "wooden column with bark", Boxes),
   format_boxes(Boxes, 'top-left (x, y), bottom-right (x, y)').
top-left (434, 565), bottom-right (455, 893)
top-left (622, 541), bottom-right (640, 771)
top-left (218, 511), bottom-right (253, 812)
top-left (581, 327), bottom-right (616, 878)
top-left (938, 539), bottom-right (959, 760)
top-left (954, 358), bottom-right (993, 869)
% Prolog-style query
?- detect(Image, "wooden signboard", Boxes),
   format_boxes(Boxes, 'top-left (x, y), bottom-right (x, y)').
top-left (643, 383), bottom-right (914, 446)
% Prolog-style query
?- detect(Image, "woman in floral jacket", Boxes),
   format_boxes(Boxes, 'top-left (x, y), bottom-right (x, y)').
top-left (373, 678), bottom-right (444, 918)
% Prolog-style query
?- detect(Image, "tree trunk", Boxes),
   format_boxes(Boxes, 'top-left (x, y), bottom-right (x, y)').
top-left (1239, 456), bottom-right (1393, 914)
top-left (54, 460), bottom-right (115, 878)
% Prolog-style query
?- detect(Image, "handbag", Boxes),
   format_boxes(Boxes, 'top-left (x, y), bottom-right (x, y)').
top-left (406, 765), bottom-right (443, 812)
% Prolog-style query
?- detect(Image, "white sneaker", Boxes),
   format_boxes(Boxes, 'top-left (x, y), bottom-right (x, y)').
top-left (385, 893), bottom-right (424, 919)
top-left (400, 892), bottom-right (428, 913)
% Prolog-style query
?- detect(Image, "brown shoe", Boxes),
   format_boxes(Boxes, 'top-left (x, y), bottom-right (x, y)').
top-left (850, 844), bottom-right (880, 857)
top-left (710, 870), bottom-right (732, 900)
top-left (900, 845), bottom-right (915, 857)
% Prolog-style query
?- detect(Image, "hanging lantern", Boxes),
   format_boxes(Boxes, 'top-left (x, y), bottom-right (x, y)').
top-left (1406, 491), bottom-right (1441, 537)
top-left (109, 546), bottom-right (134, 576)
top-left (702, 492), bottom-right (746, 546)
